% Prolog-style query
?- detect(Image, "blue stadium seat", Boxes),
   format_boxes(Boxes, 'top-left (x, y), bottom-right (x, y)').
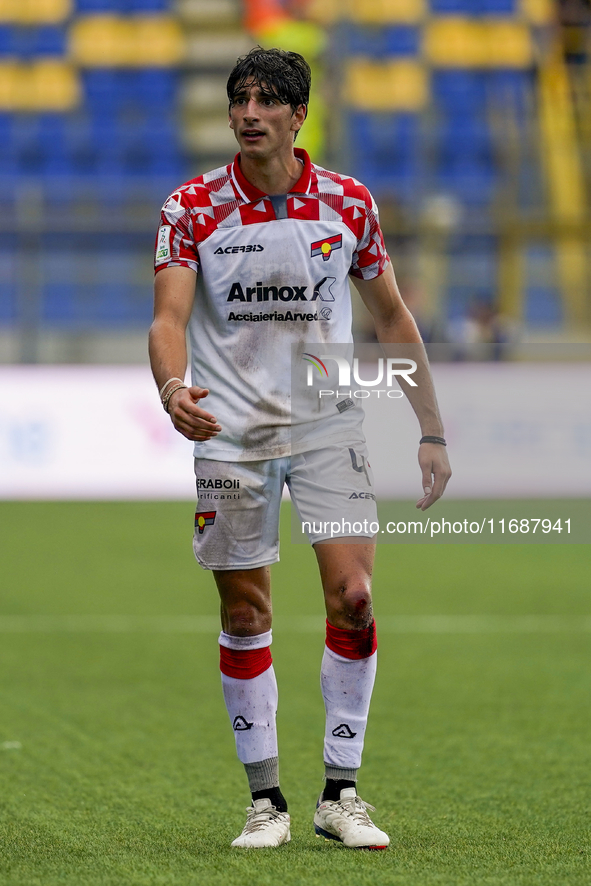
top-left (83, 70), bottom-right (178, 115)
top-left (478, 0), bottom-right (516, 12)
top-left (75, 0), bottom-right (171, 9)
top-left (126, 0), bottom-right (171, 10)
top-left (0, 249), bottom-right (17, 323)
top-left (13, 27), bottom-right (68, 57)
top-left (36, 115), bottom-right (69, 173)
top-left (40, 172), bottom-right (93, 206)
top-left (432, 70), bottom-right (487, 113)
top-left (74, 0), bottom-right (126, 11)
top-left (0, 114), bottom-right (12, 151)
top-left (10, 118), bottom-right (43, 174)
top-left (82, 70), bottom-right (123, 112)
top-left (438, 117), bottom-right (493, 162)
top-left (429, 0), bottom-right (474, 13)
top-left (38, 114), bottom-right (67, 145)
top-left (437, 164), bottom-right (497, 205)
top-left (42, 283), bottom-right (79, 325)
top-left (41, 244), bottom-right (150, 328)
top-left (133, 69), bottom-right (177, 106)
top-left (487, 69), bottom-right (532, 118)
top-left (348, 111), bottom-right (421, 204)
top-left (89, 115), bottom-right (121, 149)
top-left (525, 287), bottom-right (563, 325)
top-left (346, 26), bottom-right (421, 58)
top-left (0, 26), bottom-right (15, 56)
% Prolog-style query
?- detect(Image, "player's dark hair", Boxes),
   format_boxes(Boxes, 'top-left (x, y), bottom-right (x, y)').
top-left (227, 46), bottom-right (311, 114)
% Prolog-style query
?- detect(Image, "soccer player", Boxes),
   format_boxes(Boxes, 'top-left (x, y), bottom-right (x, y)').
top-left (149, 47), bottom-right (451, 850)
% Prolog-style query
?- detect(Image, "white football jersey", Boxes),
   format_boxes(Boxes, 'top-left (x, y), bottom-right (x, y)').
top-left (155, 149), bottom-right (389, 461)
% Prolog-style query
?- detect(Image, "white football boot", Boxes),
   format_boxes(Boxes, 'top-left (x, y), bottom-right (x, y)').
top-left (231, 798), bottom-right (291, 848)
top-left (314, 787), bottom-right (390, 850)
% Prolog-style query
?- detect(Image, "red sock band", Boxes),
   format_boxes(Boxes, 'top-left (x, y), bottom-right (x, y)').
top-left (325, 619), bottom-right (377, 659)
top-left (219, 645), bottom-right (272, 680)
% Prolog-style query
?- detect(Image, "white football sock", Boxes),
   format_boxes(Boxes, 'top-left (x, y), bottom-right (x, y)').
top-left (321, 645), bottom-right (377, 771)
top-left (219, 630), bottom-right (278, 765)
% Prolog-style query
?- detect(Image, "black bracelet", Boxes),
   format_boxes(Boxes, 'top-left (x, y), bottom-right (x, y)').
top-left (420, 435), bottom-right (447, 446)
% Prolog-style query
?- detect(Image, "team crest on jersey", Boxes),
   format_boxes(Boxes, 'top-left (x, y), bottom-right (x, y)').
top-left (311, 234), bottom-right (342, 261)
top-left (194, 511), bottom-right (216, 534)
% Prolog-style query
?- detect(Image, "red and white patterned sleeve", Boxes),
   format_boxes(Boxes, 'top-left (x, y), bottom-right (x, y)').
top-left (154, 188), bottom-right (200, 275)
top-left (349, 187), bottom-right (389, 281)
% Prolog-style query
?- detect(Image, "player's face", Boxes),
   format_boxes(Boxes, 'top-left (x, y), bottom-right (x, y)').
top-left (229, 81), bottom-right (305, 160)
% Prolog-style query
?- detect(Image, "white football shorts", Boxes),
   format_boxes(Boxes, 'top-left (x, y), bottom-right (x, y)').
top-left (193, 443), bottom-right (378, 571)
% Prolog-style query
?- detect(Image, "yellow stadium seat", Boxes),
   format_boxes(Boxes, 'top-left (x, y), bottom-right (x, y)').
top-left (346, 59), bottom-right (428, 111)
top-left (0, 0), bottom-right (16, 21)
top-left (69, 15), bottom-right (185, 67)
top-left (0, 60), bottom-right (80, 110)
top-left (128, 18), bottom-right (185, 66)
top-left (424, 19), bottom-right (533, 68)
top-left (520, 0), bottom-right (555, 25)
top-left (487, 21), bottom-right (534, 66)
top-left (0, 63), bottom-right (19, 108)
top-left (29, 60), bottom-right (81, 109)
top-left (0, 0), bottom-right (72, 24)
top-left (304, 0), bottom-right (340, 25)
top-left (69, 17), bottom-right (127, 66)
top-left (349, 0), bottom-right (426, 25)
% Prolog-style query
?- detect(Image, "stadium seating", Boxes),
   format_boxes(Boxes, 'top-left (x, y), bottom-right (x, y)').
top-left (335, 0), bottom-right (571, 331)
top-left (0, 0), bottom-right (189, 331)
top-left (0, 0), bottom-right (582, 343)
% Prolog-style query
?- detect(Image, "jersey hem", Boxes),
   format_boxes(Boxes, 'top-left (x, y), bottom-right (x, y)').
top-left (192, 428), bottom-right (366, 462)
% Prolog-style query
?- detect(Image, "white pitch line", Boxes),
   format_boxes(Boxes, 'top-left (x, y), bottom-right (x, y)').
top-left (0, 615), bottom-right (590, 633)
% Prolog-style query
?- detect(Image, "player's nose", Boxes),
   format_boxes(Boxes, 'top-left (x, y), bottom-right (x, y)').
top-left (243, 99), bottom-right (260, 120)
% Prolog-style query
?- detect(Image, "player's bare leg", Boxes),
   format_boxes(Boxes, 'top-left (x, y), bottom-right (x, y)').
top-left (215, 566), bottom-right (272, 636)
top-left (312, 540), bottom-right (389, 849)
top-left (213, 568), bottom-right (290, 848)
top-left (315, 541), bottom-right (375, 630)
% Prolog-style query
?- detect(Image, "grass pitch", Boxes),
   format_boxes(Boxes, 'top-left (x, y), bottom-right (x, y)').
top-left (0, 501), bottom-right (589, 886)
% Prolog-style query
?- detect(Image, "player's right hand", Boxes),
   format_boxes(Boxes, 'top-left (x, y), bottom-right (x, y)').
top-left (168, 386), bottom-right (222, 441)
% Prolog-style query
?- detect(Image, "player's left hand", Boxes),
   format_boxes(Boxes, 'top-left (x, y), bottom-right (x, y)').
top-left (415, 443), bottom-right (452, 510)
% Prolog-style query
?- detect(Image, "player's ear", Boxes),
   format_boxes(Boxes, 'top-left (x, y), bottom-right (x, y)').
top-left (290, 104), bottom-right (307, 133)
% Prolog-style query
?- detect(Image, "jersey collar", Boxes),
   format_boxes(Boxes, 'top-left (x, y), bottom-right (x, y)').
top-left (231, 148), bottom-right (313, 203)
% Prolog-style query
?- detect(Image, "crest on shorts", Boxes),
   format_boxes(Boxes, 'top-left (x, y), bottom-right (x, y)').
top-left (311, 234), bottom-right (342, 261)
top-left (195, 511), bottom-right (216, 533)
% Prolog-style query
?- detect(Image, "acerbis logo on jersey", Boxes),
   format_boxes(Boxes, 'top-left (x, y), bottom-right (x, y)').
top-left (311, 234), bottom-right (342, 261)
top-left (194, 511), bottom-right (216, 533)
top-left (214, 244), bottom-right (264, 255)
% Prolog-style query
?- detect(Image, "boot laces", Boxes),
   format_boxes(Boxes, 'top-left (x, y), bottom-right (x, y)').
top-left (332, 795), bottom-right (376, 825)
top-left (242, 804), bottom-right (284, 834)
